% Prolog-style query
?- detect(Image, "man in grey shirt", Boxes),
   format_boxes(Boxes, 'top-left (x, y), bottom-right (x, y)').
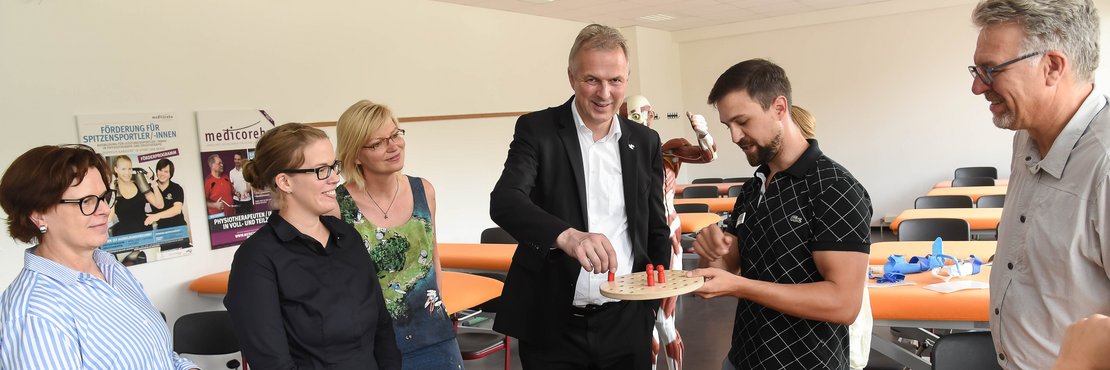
top-left (970, 0), bottom-right (1110, 368)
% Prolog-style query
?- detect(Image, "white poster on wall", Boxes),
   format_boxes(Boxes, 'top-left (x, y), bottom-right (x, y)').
top-left (196, 110), bottom-right (278, 249)
top-left (77, 112), bottom-right (194, 266)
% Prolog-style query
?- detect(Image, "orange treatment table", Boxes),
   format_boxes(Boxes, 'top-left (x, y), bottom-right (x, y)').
top-left (889, 208), bottom-right (1003, 233)
top-left (673, 197), bottom-right (736, 213)
top-left (868, 241), bottom-right (997, 265)
top-left (189, 270), bottom-right (503, 315)
top-left (679, 212), bottom-right (722, 234)
top-left (925, 186), bottom-right (1007, 203)
top-left (439, 243), bottom-right (516, 271)
top-left (933, 178), bottom-right (1009, 188)
top-left (868, 266), bottom-right (992, 370)
top-left (675, 182), bottom-right (744, 196)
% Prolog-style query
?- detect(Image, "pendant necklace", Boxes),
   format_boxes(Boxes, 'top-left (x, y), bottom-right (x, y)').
top-left (365, 175), bottom-right (400, 219)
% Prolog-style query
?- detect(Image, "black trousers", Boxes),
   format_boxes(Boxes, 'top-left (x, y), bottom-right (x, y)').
top-left (519, 300), bottom-right (654, 370)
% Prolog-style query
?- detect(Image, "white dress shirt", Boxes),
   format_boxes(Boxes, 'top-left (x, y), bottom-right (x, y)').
top-left (570, 97), bottom-right (634, 306)
top-left (229, 167), bottom-right (250, 202)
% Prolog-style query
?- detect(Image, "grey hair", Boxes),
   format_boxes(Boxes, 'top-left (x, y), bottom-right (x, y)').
top-left (972, 0), bottom-right (1100, 82)
top-left (567, 24), bottom-right (628, 74)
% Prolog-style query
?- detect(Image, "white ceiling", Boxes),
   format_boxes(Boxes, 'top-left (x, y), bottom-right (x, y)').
top-left (430, 0), bottom-right (898, 31)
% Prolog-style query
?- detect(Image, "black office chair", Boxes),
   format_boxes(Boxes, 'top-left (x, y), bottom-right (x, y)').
top-left (681, 185), bottom-right (719, 199)
top-left (480, 227), bottom-right (517, 244)
top-left (897, 218), bottom-right (971, 241)
top-left (674, 203), bottom-right (709, 213)
top-left (690, 177), bottom-right (723, 184)
top-left (727, 185), bottom-right (743, 198)
top-left (722, 177), bottom-right (752, 183)
top-left (476, 228), bottom-right (515, 313)
top-left (954, 166), bottom-right (998, 179)
top-left (456, 276), bottom-right (510, 370)
top-left (931, 331), bottom-right (1002, 370)
top-left (915, 195), bottom-right (974, 209)
top-left (174, 311), bottom-right (244, 369)
top-left (976, 194), bottom-right (1005, 208)
top-left (458, 326), bottom-right (510, 370)
top-left (951, 177), bottom-right (995, 187)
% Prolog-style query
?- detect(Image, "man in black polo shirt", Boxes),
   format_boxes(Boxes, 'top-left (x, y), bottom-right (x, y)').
top-left (690, 59), bottom-right (872, 370)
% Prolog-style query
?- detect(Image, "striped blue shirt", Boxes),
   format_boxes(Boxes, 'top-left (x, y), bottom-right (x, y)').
top-left (0, 247), bottom-right (197, 370)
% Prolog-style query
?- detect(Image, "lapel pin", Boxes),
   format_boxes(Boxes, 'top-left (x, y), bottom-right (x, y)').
top-left (628, 144), bottom-right (635, 150)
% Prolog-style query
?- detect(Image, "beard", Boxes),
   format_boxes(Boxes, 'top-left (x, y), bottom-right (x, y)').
top-left (741, 131), bottom-right (783, 167)
top-left (993, 111), bottom-right (1016, 129)
top-left (986, 92), bottom-right (1016, 129)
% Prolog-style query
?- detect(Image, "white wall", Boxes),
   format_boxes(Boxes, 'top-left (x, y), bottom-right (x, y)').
top-left (0, 0), bottom-right (585, 366)
top-left (677, 1), bottom-right (1110, 224)
top-left (623, 25), bottom-right (696, 170)
top-left (4, 0), bottom-right (1110, 366)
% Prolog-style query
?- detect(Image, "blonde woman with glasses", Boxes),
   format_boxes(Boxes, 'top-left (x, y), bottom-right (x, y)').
top-left (335, 100), bottom-right (462, 369)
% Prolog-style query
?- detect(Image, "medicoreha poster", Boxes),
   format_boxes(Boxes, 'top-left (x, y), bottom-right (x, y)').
top-left (196, 110), bottom-right (277, 249)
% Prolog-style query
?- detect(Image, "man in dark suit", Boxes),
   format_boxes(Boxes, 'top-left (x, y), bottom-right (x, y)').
top-left (490, 23), bottom-right (671, 370)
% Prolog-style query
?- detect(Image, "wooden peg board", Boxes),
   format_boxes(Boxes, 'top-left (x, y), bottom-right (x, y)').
top-left (599, 270), bottom-right (704, 300)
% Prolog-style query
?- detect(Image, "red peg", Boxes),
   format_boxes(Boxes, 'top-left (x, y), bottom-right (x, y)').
top-left (647, 264), bottom-right (654, 273)
top-left (657, 265), bottom-right (666, 283)
top-left (646, 268), bottom-right (655, 286)
top-left (607, 270), bottom-right (615, 282)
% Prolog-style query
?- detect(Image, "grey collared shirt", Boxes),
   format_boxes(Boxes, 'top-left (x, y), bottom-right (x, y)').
top-left (991, 88), bottom-right (1110, 369)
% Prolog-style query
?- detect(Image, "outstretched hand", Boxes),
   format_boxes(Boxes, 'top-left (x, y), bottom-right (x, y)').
top-left (687, 267), bottom-right (741, 299)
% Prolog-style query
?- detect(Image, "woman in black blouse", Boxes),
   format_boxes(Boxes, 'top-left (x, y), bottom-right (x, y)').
top-left (224, 123), bottom-right (401, 370)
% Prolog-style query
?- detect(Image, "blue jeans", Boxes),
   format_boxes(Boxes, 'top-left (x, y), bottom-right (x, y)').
top-left (402, 337), bottom-right (464, 370)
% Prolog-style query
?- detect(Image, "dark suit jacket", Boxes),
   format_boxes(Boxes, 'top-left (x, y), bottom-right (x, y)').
top-left (489, 97), bottom-right (671, 343)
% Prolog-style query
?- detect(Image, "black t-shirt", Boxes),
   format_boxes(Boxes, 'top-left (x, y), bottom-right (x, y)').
top-left (152, 181), bottom-right (186, 228)
top-left (724, 139), bottom-right (872, 370)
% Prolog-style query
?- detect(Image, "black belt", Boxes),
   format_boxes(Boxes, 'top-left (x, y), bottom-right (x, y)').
top-left (569, 302), bottom-right (620, 316)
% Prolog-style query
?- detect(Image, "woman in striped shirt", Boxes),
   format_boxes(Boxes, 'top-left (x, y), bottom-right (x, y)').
top-left (0, 144), bottom-right (197, 369)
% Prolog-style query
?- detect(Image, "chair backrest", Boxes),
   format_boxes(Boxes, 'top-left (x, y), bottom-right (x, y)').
top-left (480, 227), bottom-right (517, 244)
top-left (722, 177), bottom-right (752, 183)
top-left (931, 331), bottom-right (1002, 370)
top-left (457, 326), bottom-right (509, 368)
top-left (727, 185), bottom-right (743, 198)
top-left (915, 195), bottom-right (974, 209)
top-left (976, 194), bottom-right (1005, 208)
top-left (691, 177), bottom-right (723, 184)
top-left (674, 203), bottom-right (710, 213)
top-left (954, 167), bottom-right (998, 179)
top-left (951, 177), bottom-right (995, 187)
top-left (897, 218), bottom-right (971, 242)
top-left (681, 185), bottom-right (719, 199)
top-left (173, 311), bottom-right (240, 356)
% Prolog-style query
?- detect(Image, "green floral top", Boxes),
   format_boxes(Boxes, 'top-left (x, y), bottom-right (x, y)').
top-left (336, 176), bottom-right (455, 355)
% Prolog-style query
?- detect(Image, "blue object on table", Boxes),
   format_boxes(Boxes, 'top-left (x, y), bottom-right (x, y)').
top-left (884, 237), bottom-right (959, 275)
top-left (884, 255), bottom-right (929, 274)
top-left (876, 272), bottom-right (906, 284)
top-left (964, 254), bottom-right (985, 275)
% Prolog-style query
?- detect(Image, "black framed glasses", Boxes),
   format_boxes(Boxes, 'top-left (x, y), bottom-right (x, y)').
top-left (361, 129), bottom-right (406, 151)
top-left (968, 51), bottom-right (1043, 86)
top-left (59, 190), bottom-right (117, 216)
top-left (281, 160), bottom-right (342, 180)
